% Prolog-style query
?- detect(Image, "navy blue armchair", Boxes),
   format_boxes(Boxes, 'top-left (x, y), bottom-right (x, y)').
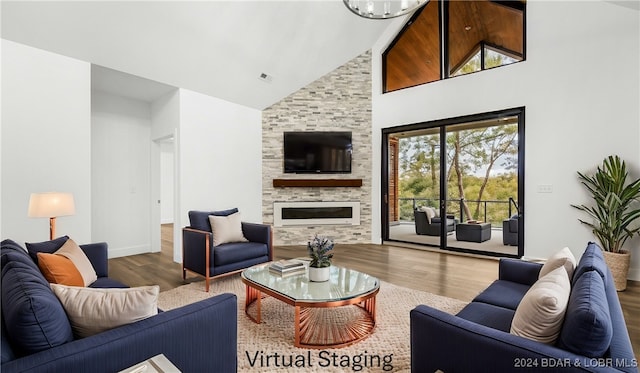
top-left (182, 209), bottom-right (272, 292)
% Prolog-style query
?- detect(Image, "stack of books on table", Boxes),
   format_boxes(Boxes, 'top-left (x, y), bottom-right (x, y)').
top-left (269, 260), bottom-right (305, 277)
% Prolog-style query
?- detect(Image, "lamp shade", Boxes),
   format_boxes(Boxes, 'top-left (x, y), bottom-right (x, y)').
top-left (28, 192), bottom-right (76, 218)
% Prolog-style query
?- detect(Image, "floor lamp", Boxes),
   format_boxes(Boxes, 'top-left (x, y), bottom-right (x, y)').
top-left (28, 192), bottom-right (76, 240)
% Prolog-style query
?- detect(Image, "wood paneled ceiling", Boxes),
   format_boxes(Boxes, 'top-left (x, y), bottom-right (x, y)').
top-left (385, 0), bottom-right (441, 91)
top-left (384, 0), bottom-right (525, 92)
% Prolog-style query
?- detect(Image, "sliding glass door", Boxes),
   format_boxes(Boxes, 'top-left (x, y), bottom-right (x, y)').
top-left (386, 128), bottom-right (448, 248)
top-left (383, 108), bottom-right (524, 258)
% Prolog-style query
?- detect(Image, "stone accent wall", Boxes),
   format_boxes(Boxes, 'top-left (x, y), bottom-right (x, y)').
top-left (262, 51), bottom-right (372, 245)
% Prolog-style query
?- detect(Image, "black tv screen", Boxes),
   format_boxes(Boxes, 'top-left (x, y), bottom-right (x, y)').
top-left (283, 132), bottom-right (352, 174)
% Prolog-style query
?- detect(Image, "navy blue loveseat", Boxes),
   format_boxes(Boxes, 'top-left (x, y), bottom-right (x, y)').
top-left (411, 242), bottom-right (637, 372)
top-left (1, 238), bottom-right (237, 373)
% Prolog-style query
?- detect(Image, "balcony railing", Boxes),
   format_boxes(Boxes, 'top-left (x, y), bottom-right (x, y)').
top-left (397, 197), bottom-right (518, 227)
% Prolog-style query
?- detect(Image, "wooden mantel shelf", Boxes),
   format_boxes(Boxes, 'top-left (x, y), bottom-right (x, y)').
top-left (273, 179), bottom-right (363, 188)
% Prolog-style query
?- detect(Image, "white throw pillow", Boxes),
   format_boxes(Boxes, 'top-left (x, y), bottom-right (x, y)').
top-left (51, 284), bottom-right (159, 338)
top-left (419, 206), bottom-right (437, 224)
top-left (209, 211), bottom-right (249, 246)
top-left (55, 238), bottom-right (98, 286)
top-left (539, 247), bottom-right (577, 280)
top-left (510, 266), bottom-right (571, 344)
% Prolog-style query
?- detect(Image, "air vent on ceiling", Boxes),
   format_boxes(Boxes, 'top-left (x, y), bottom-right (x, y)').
top-left (258, 72), bottom-right (273, 83)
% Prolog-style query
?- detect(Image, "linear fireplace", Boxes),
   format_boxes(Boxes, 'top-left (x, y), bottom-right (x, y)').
top-left (273, 201), bottom-right (361, 227)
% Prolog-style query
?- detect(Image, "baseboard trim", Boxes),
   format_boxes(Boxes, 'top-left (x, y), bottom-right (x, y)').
top-left (108, 244), bottom-right (151, 259)
top-left (628, 267), bottom-right (640, 282)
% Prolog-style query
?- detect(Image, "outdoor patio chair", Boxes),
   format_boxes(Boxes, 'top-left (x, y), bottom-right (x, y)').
top-left (414, 207), bottom-right (456, 236)
top-left (502, 214), bottom-right (519, 246)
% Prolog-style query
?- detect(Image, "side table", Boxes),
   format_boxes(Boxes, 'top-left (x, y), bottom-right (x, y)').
top-left (456, 222), bottom-right (491, 243)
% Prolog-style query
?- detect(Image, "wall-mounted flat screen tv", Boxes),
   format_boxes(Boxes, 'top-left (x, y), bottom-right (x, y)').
top-left (283, 131), bottom-right (352, 174)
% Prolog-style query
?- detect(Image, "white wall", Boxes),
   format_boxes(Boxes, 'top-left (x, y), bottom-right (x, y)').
top-left (372, 2), bottom-right (640, 279)
top-left (91, 91), bottom-right (152, 257)
top-left (1, 40), bottom-right (92, 244)
top-left (177, 88), bottom-right (263, 261)
top-left (151, 90), bottom-right (180, 140)
top-left (1, 36), bottom-right (3, 240)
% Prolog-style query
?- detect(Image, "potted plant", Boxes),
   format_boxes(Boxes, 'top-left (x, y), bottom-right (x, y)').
top-left (572, 155), bottom-right (640, 291)
top-left (307, 235), bottom-right (334, 282)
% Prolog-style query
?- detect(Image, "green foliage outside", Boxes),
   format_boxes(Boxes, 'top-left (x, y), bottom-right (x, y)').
top-left (396, 123), bottom-right (519, 227)
top-left (452, 46), bottom-right (517, 77)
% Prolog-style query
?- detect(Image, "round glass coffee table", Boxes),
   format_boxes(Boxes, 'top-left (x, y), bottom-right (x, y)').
top-left (241, 261), bottom-right (380, 349)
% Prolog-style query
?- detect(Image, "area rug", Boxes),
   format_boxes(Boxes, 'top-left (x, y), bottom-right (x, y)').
top-left (158, 276), bottom-right (467, 372)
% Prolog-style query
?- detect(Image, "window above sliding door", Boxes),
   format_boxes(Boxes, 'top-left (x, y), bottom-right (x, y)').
top-left (383, 0), bottom-right (526, 93)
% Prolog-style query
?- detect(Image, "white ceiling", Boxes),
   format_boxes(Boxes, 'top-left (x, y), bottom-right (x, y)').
top-left (2, 1), bottom-right (401, 109)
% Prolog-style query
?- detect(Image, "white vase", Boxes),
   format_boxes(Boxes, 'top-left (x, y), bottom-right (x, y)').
top-left (308, 266), bottom-right (330, 282)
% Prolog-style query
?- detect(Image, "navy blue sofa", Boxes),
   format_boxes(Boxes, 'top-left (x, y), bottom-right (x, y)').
top-left (1, 238), bottom-right (237, 373)
top-left (183, 208), bottom-right (272, 292)
top-left (411, 243), bottom-right (637, 373)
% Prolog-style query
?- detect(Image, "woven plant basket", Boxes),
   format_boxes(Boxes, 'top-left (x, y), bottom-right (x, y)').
top-left (602, 250), bottom-right (631, 291)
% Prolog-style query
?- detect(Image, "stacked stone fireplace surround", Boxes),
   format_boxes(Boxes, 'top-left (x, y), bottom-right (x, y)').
top-left (262, 51), bottom-right (373, 246)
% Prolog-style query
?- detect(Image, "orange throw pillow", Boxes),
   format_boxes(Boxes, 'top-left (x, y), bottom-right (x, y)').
top-left (37, 253), bottom-right (84, 286)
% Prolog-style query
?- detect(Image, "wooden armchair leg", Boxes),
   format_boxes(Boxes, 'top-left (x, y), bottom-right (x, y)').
top-left (205, 277), bottom-right (210, 292)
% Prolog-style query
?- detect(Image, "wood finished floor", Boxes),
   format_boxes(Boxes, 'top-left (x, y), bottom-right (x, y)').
top-left (108, 224), bottom-right (639, 358)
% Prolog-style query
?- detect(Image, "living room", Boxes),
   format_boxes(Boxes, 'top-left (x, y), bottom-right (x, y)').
top-left (1, 1), bottom-right (639, 372)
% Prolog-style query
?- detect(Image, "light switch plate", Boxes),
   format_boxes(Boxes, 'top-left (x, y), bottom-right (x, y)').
top-left (537, 184), bottom-right (553, 193)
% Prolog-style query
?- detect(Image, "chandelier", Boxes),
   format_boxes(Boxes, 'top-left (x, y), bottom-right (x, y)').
top-left (343, 0), bottom-right (428, 19)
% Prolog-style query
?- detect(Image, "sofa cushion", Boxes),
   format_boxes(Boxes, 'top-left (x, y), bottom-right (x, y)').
top-left (1, 239), bottom-right (34, 269)
top-left (420, 206), bottom-right (437, 223)
top-left (79, 242), bottom-right (109, 277)
top-left (209, 212), bottom-right (248, 246)
top-left (188, 208), bottom-right (239, 232)
top-left (51, 284), bottom-right (159, 338)
top-left (456, 302), bottom-right (515, 333)
top-left (573, 242), bottom-right (607, 285)
top-left (37, 252), bottom-right (85, 286)
top-left (510, 266), bottom-right (571, 344)
top-left (25, 235), bottom-right (69, 264)
top-left (539, 247), bottom-right (576, 279)
top-left (213, 242), bottom-right (269, 266)
top-left (472, 279), bottom-right (531, 310)
top-left (55, 238), bottom-right (98, 285)
top-left (558, 270), bottom-right (612, 357)
top-left (1, 260), bottom-right (74, 355)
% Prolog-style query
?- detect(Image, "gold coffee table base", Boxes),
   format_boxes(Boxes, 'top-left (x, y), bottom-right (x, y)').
top-left (244, 285), bottom-right (378, 349)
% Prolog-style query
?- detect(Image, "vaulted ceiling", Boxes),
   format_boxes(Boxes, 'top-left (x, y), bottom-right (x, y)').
top-left (1, 1), bottom-right (400, 109)
top-left (2, 1), bottom-right (636, 108)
